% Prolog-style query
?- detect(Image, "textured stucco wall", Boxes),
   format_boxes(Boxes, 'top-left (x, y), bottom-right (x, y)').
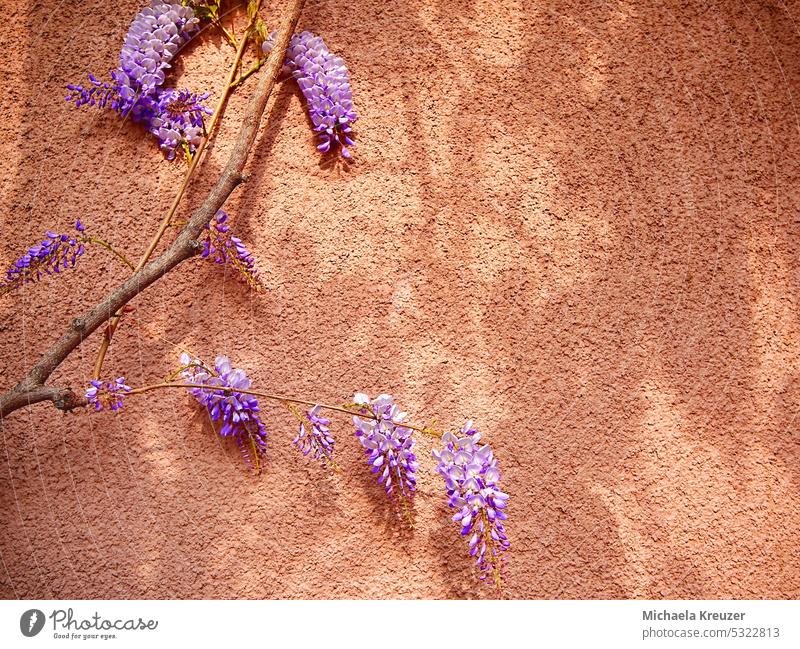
top-left (1, 0), bottom-right (799, 599)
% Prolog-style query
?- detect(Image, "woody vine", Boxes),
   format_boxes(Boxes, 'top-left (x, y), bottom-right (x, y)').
top-left (0, 0), bottom-right (510, 589)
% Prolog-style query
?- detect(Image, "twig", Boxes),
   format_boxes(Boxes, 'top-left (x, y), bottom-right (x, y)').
top-left (0, 0), bottom-right (307, 419)
top-left (83, 236), bottom-right (135, 271)
top-left (214, 19), bottom-right (239, 48)
top-left (233, 67), bottom-right (292, 90)
top-left (231, 58), bottom-right (267, 89)
top-left (92, 3), bottom-right (263, 380)
top-left (126, 382), bottom-right (446, 438)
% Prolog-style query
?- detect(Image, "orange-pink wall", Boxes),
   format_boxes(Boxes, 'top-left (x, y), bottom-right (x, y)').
top-left (1, 0), bottom-right (799, 598)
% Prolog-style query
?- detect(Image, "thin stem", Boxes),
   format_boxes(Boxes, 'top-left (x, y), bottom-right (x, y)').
top-left (231, 58), bottom-right (266, 89)
top-left (232, 64), bottom-right (291, 90)
top-left (214, 19), bottom-right (238, 48)
top-left (127, 382), bottom-right (446, 438)
top-left (92, 5), bottom-right (262, 380)
top-left (141, 21), bottom-right (255, 268)
top-left (164, 361), bottom-right (215, 383)
top-left (83, 236), bottom-right (135, 271)
top-left (248, 433), bottom-right (261, 474)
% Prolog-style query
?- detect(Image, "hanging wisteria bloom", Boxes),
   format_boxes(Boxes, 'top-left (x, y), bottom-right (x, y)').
top-left (433, 421), bottom-right (510, 587)
top-left (352, 393), bottom-right (418, 503)
top-left (68, 0), bottom-right (200, 115)
top-left (85, 377), bottom-right (133, 412)
top-left (1, 221), bottom-right (86, 295)
top-left (293, 405), bottom-right (336, 465)
top-left (115, 1), bottom-right (199, 101)
top-left (200, 211), bottom-right (262, 290)
top-left (180, 353), bottom-right (268, 472)
top-left (263, 31), bottom-right (357, 158)
top-left (66, 1), bottom-right (210, 158)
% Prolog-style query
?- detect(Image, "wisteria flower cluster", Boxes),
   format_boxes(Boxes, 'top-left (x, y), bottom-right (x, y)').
top-left (180, 353), bottom-right (268, 471)
top-left (352, 393), bottom-right (418, 502)
top-left (1, 221), bottom-right (86, 295)
top-left (293, 404), bottom-right (336, 465)
top-left (433, 421), bottom-right (510, 585)
top-left (67, 1), bottom-right (211, 159)
top-left (264, 31), bottom-right (357, 158)
top-left (85, 377), bottom-right (133, 412)
top-left (201, 211), bottom-right (262, 290)
top-left (78, 349), bottom-right (512, 588)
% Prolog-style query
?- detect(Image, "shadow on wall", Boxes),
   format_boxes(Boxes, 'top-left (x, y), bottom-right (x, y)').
top-left (1, 0), bottom-right (799, 599)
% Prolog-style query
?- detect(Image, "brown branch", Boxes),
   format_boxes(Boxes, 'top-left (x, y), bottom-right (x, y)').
top-left (0, 0), bottom-right (306, 420)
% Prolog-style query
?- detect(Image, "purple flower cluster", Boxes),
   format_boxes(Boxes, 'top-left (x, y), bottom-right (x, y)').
top-left (85, 377), bottom-right (133, 412)
top-left (67, 1), bottom-right (211, 159)
top-left (180, 353), bottom-right (268, 471)
top-left (263, 31), bottom-right (356, 158)
top-left (433, 421), bottom-right (510, 586)
top-left (148, 88), bottom-right (211, 159)
top-left (1, 221), bottom-right (86, 294)
top-left (352, 393), bottom-right (418, 500)
top-left (201, 211), bottom-right (261, 290)
top-left (293, 405), bottom-right (335, 465)
top-left (116, 2), bottom-right (198, 100)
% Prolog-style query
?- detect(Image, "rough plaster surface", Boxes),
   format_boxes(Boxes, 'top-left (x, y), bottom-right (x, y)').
top-left (1, 0), bottom-right (800, 599)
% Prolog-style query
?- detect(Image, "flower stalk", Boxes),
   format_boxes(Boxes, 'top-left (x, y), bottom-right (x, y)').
top-left (92, 2), bottom-right (264, 380)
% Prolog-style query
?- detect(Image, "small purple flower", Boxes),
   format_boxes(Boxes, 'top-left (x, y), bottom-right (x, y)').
top-left (1, 222), bottom-right (86, 294)
top-left (66, 74), bottom-right (120, 111)
top-left (294, 405), bottom-right (335, 465)
top-left (263, 31), bottom-right (357, 158)
top-left (85, 377), bottom-right (132, 412)
top-left (433, 421), bottom-right (510, 586)
top-left (180, 353), bottom-right (268, 472)
top-left (352, 393), bottom-right (418, 501)
top-left (201, 211), bottom-right (262, 290)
